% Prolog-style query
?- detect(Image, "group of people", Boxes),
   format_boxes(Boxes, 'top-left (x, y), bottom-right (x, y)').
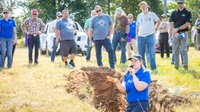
top-left (0, 0), bottom-right (197, 111)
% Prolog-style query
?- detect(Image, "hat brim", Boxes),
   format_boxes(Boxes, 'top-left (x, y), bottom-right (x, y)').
top-left (128, 57), bottom-right (138, 61)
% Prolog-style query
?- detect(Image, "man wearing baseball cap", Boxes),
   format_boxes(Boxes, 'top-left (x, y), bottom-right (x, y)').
top-left (50, 11), bottom-right (62, 62)
top-left (170, 0), bottom-right (191, 70)
top-left (21, 9), bottom-right (45, 64)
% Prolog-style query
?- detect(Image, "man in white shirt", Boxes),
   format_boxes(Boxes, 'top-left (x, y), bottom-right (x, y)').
top-left (136, 1), bottom-right (161, 71)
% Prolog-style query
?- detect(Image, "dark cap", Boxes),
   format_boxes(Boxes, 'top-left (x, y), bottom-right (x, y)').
top-left (128, 55), bottom-right (143, 61)
top-left (177, 0), bottom-right (184, 3)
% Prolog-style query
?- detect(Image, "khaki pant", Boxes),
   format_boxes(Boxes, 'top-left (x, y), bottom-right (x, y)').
top-left (126, 39), bottom-right (138, 58)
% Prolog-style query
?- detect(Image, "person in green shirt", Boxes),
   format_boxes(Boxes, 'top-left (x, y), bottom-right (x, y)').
top-left (84, 10), bottom-right (96, 61)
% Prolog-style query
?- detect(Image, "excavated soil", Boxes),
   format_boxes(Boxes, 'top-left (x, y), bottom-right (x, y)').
top-left (64, 67), bottom-right (191, 112)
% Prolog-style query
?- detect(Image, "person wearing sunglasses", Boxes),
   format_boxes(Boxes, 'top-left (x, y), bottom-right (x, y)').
top-left (89, 5), bottom-right (114, 69)
top-left (0, 9), bottom-right (17, 68)
top-left (50, 12), bottom-right (62, 62)
top-left (106, 54), bottom-right (151, 112)
top-left (112, 7), bottom-right (129, 64)
top-left (127, 14), bottom-right (137, 59)
top-left (21, 9), bottom-right (45, 64)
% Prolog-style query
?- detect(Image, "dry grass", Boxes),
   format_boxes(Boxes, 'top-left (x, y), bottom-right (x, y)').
top-left (0, 47), bottom-right (199, 112)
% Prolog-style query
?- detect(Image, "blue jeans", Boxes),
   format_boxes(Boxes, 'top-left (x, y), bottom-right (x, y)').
top-left (28, 35), bottom-right (40, 63)
top-left (86, 37), bottom-right (92, 61)
top-left (51, 38), bottom-right (58, 62)
top-left (112, 31), bottom-right (127, 63)
top-left (138, 34), bottom-right (156, 70)
top-left (94, 38), bottom-right (114, 68)
top-left (0, 38), bottom-right (13, 68)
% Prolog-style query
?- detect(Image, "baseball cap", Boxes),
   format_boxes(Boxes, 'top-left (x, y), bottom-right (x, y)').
top-left (115, 7), bottom-right (123, 14)
top-left (177, 0), bottom-right (184, 4)
top-left (138, 1), bottom-right (149, 7)
top-left (56, 12), bottom-right (62, 16)
top-left (161, 14), bottom-right (167, 17)
top-left (128, 55), bottom-right (143, 61)
top-left (3, 9), bottom-right (9, 13)
top-left (31, 9), bottom-right (38, 15)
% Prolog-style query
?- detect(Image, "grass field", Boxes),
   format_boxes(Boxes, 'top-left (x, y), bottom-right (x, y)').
top-left (0, 47), bottom-right (199, 112)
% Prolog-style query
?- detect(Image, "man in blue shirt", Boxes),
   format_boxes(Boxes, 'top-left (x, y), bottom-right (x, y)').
top-left (89, 5), bottom-right (114, 69)
top-left (0, 9), bottom-right (17, 68)
top-left (127, 14), bottom-right (137, 59)
top-left (55, 9), bottom-right (77, 68)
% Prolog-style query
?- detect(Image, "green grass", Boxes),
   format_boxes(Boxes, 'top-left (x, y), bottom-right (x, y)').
top-left (0, 47), bottom-right (199, 112)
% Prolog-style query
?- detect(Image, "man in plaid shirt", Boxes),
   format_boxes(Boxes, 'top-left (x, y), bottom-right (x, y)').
top-left (21, 9), bottom-right (45, 64)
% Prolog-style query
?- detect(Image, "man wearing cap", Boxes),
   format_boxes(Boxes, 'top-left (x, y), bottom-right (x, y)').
top-left (21, 9), bottom-right (45, 64)
top-left (107, 54), bottom-right (151, 112)
top-left (55, 9), bottom-right (77, 68)
top-left (50, 12), bottom-right (62, 62)
top-left (0, 9), bottom-right (17, 68)
top-left (194, 10), bottom-right (200, 50)
top-left (84, 10), bottom-right (96, 61)
top-left (89, 5), bottom-right (114, 69)
top-left (112, 7), bottom-right (129, 64)
top-left (159, 14), bottom-right (170, 58)
top-left (127, 14), bottom-right (137, 59)
top-left (170, 0), bottom-right (191, 70)
top-left (136, 1), bottom-right (161, 71)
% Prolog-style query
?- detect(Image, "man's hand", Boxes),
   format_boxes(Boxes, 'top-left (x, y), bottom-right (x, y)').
top-left (89, 40), bottom-right (93, 47)
top-left (173, 28), bottom-right (179, 34)
top-left (13, 38), bottom-right (17, 44)
top-left (56, 38), bottom-right (59, 46)
top-left (26, 32), bottom-right (30, 35)
top-left (37, 31), bottom-right (42, 35)
top-left (120, 38), bottom-right (126, 42)
top-left (174, 33), bottom-right (179, 39)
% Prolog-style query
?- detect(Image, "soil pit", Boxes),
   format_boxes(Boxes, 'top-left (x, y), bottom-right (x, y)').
top-left (64, 67), bottom-right (191, 112)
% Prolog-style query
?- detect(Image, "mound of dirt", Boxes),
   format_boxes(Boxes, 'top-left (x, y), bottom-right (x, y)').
top-left (64, 66), bottom-right (126, 112)
top-left (64, 67), bottom-right (191, 112)
top-left (149, 80), bottom-right (191, 112)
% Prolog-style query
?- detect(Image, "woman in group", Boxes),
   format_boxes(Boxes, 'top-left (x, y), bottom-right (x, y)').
top-left (107, 54), bottom-right (151, 112)
top-left (0, 9), bottom-right (17, 68)
top-left (159, 14), bottom-right (170, 58)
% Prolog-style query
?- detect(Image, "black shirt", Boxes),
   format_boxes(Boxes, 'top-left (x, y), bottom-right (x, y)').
top-left (169, 8), bottom-right (192, 32)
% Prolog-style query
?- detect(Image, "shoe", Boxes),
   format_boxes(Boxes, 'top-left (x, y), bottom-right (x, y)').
top-left (65, 61), bottom-right (68, 66)
top-left (34, 61), bottom-right (38, 64)
top-left (183, 65), bottom-right (188, 70)
top-left (175, 66), bottom-right (179, 69)
top-left (171, 62), bottom-right (174, 65)
top-left (69, 60), bottom-right (75, 67)
top-left (29, 60), bottom-right (32, 64)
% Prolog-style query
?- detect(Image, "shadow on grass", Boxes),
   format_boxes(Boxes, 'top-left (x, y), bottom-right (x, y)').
top-left (179, 69), bottom-right (200, 79)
